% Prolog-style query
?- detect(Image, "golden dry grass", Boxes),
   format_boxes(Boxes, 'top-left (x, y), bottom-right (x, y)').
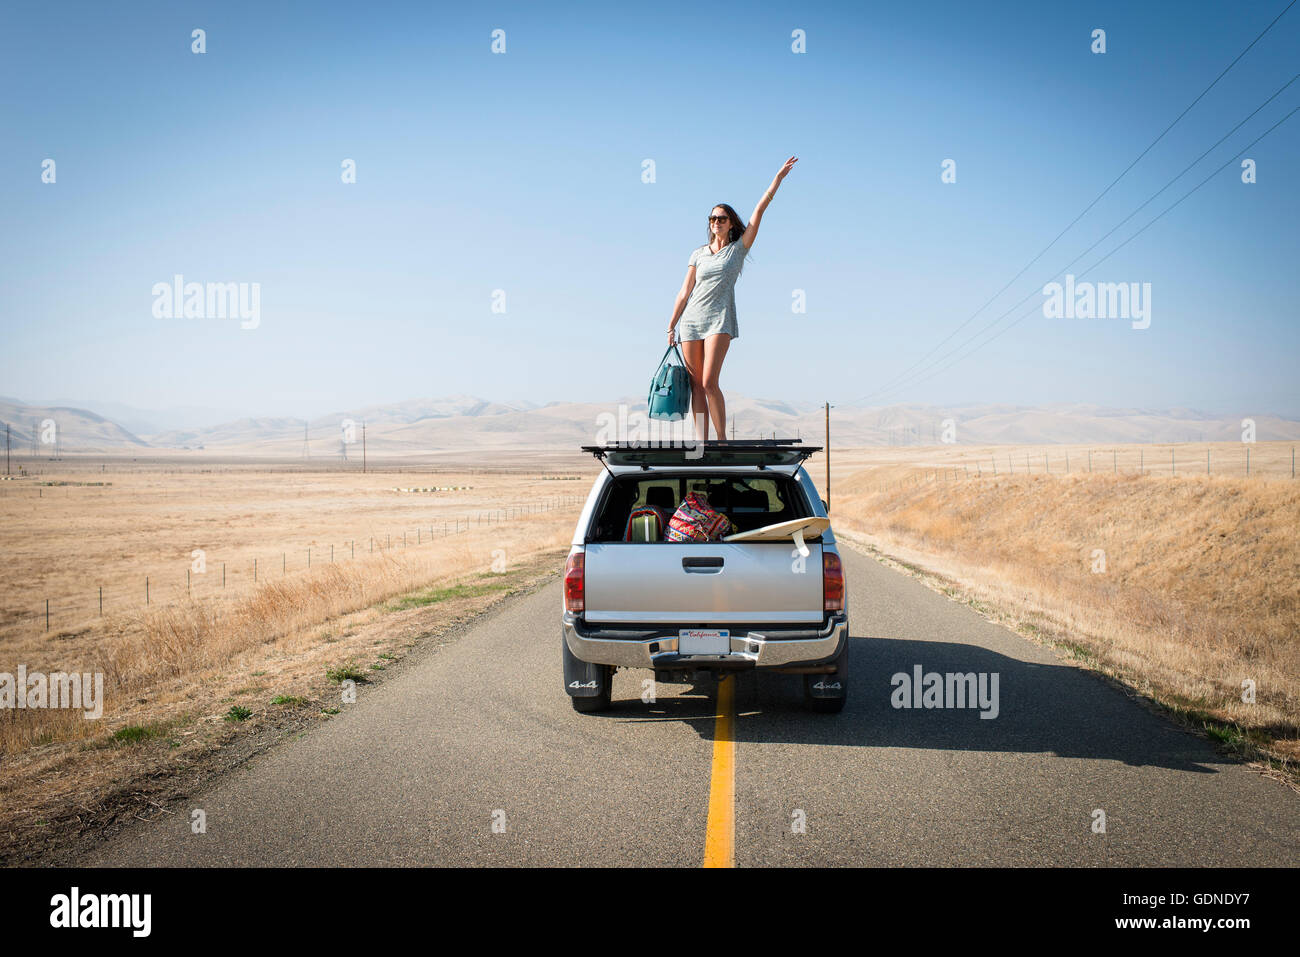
top-left (825, 449), bottom-right (1299, 763)
top-left (0, 459), bottom-right (593, 859)
top-left (0, 547), bottom-right (568, 864)
top-left (0, 463), bottom-right (588, 635)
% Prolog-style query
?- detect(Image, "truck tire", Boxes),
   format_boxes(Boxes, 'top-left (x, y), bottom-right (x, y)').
top-left (803, 640), bottom-right (848, 714)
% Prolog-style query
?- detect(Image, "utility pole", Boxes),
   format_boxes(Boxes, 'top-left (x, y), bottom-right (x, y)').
top-left (4, 423), bottom-right (8, 475)
top-left (824, 401), bottom-right (831, 512)
top-left (362, 423), bottom-right (367, 474)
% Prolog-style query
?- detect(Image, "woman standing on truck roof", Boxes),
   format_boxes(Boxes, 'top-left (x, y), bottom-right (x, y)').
top-left (667, 156), bottom-right (798, 443)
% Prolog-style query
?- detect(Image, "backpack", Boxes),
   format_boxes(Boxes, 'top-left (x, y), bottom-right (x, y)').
top-left (624, 505), bottom-right (669, 542)
top-left (665, 491), bottom-right (735, 543)
top-left (647, 343), bottom-right (692, 420)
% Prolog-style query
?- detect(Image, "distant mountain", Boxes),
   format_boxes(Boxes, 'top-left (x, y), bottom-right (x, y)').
top-left (339, 395), bottom-right (542, 426)
top-left (25, 398), bottom-right (257, 436)
top-left (1, 394), bottom-right (1296, 455)
top-left (0, 397), bottom-right (149, 452)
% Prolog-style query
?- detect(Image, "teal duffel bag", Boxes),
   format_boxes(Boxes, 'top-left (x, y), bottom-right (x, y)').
top-left (647, 343), bottom-right (692, 420)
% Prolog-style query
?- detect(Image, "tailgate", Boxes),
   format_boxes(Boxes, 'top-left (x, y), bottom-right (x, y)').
top-left (583, 542), bottom-right (823, 624)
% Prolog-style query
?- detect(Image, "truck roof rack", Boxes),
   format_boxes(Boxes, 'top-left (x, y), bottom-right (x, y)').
top-left (581, 439), bottom-right (821, 469)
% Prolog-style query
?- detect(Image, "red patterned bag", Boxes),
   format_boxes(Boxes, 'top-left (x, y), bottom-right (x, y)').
top-left (665, 491), bottom-right (734, 542)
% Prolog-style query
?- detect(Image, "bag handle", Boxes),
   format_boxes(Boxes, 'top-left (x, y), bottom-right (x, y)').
top-left (659, 342), bottom-right (686, 367)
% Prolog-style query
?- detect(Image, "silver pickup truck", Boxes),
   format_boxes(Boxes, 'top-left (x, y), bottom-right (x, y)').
top-left (562, 440), bottom-right (849, 713)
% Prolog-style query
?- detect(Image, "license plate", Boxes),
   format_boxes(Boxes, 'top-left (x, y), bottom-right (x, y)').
top-left (678, 629), bottom-right (730, 655)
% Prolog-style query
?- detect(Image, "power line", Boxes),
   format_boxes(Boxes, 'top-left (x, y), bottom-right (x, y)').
top-left (845, 0), bottom-right (1298, 406)
top-left (849, 71), bottom-right (1300, 405)
top-left (862, 104), bottom-right (1300, 403)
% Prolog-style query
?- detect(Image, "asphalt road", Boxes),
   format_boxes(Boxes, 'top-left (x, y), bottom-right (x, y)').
top-left (79, 545), bottom-right (1297, 867)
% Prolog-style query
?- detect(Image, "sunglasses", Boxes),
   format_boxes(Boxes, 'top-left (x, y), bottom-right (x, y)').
top-left (708, 214), bottom-right (729, 223)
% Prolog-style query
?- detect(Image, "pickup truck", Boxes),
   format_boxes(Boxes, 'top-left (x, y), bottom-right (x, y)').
top-left (562, 439), bottom-right (849, 713)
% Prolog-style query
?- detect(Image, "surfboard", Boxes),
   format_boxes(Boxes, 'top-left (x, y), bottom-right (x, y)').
top-left (721, 516), bottom-right (830, 557)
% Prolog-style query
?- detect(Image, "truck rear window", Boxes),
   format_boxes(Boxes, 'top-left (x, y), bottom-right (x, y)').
top-left (588, 473), bottom-right (810, 542)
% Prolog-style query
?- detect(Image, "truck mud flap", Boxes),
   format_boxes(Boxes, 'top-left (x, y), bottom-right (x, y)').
top-left (562, 631), bottom-right (609, 697)
top-left (803, 640), bottom-right (848, 698)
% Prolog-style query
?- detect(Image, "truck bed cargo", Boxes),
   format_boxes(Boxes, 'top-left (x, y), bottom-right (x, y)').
top-left (561, 440), bottom-right (850, 713)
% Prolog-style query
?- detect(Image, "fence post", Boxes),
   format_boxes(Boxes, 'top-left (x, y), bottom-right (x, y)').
top-left (99, 586), bottom-right (102, 616)
top-left (147, 576), bottom-right (149, 605)
top-left (255, 558), bottom-right (257, 582)
top-left (46, 598), bottom-right (49, 632)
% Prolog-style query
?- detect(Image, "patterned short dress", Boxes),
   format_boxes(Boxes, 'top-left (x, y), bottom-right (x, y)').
top-left (677, 239), bottom-right (748, 341)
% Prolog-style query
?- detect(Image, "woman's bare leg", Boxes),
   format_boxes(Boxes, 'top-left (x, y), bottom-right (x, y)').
top-left (702, 333), bottom-right (731, 441)
top-left (680, 338), bottom-right (709, 441)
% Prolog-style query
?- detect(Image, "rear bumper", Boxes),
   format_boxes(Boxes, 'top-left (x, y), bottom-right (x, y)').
top-left (562, 612), bottom-right (849, 670)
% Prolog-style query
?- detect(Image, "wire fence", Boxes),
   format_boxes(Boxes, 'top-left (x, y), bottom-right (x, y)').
top-left (853, 445), bottom-right (1297, 493)
top-left (3, 493), bottom-right (584, 637)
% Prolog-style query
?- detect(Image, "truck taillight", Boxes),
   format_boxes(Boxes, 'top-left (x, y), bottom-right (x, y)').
top-left (823, 551), bottom-right (844, 611)
top-left (564, 550), bottom-right (585, 613)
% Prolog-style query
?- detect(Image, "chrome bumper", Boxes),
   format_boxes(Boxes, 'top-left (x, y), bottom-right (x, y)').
top-left (562, 613), bottom-right (848, 669)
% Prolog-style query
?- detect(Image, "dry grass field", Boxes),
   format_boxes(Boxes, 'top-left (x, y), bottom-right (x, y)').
top-left (0, 452), bottom-right (599, 860)
top-left (0, 454), bottom-right (594, 634)
top-left (818, 441), bottom-right (1299, 768)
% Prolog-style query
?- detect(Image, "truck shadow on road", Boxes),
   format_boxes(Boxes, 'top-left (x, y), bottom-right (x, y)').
top-left (600, 636), bottom-right (1230, 775)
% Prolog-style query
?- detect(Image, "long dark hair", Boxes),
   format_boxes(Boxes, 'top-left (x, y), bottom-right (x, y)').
top-left (705, 203), bottom-right (750, 277)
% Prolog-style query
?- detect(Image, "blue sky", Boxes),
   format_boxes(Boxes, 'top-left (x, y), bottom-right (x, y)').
top-left (2, 0), bottom-right (1297, 421)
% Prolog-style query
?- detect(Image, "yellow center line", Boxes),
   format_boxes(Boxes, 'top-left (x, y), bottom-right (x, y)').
top-left (703, 674), bottom-right (735, 868)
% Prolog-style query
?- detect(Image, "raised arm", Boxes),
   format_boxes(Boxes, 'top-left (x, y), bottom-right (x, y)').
top-left (742, 155), bottom-right (797, 250)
